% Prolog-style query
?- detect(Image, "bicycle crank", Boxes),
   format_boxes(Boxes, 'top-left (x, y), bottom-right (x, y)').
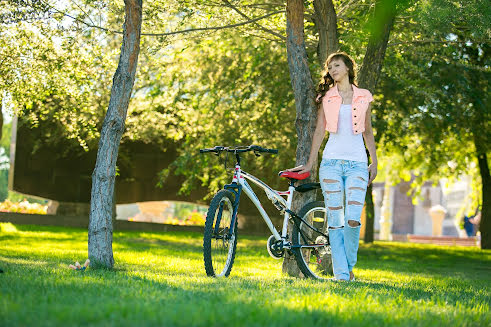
top-left (266, 235), bottom-right (285, 259)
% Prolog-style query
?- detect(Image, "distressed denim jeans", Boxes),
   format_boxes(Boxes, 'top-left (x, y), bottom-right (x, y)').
top-left (319, 159), bottom-right (369, 281)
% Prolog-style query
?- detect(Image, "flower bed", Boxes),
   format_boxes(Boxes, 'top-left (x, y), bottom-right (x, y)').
top-left (0, 200), bottom-right (47, 214)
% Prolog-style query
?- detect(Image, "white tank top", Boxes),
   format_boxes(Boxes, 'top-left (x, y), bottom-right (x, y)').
top-left (322, 104), bottom-right (368, 163)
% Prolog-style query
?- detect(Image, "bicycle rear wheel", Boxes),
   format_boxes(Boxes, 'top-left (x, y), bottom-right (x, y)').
top-left (203, 190), bottom-right (238, 277)
top-left (292, 201), bottom-right (333, 279)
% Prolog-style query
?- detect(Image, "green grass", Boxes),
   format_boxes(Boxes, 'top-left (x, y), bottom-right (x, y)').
top-left (0, 222), bottom-right (490, 327)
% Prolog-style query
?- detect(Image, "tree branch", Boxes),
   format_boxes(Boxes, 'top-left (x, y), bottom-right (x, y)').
top-left (43, 1), bottom-right (285, 37)
top-left (201, 1), bottom-right (284, 10)
top-left (236, 27), bottom-right (283, 43)
top-left (142, 10), bottom-right (285, 37)
top-left (337, 0), bottom-right (373, 17)
top-left (337, 0), bottom-right (358, 16)
top-left (71, 0), bottom-right (97, 27)
top-left (221, 0), bottom-right (286, 40)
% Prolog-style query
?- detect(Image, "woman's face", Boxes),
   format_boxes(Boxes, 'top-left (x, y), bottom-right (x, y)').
top-left (328, 58), bottom-right (349, 83)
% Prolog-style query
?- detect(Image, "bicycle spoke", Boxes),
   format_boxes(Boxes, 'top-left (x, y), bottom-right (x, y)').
top-left (292, 202), bottom-right (333, 279)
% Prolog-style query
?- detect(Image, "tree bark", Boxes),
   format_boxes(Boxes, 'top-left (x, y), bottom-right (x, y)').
top-left (313, 0), bottom-right (339, 65)
top-left (357, 0), bottom-right (396, 243)
top-left (88, 0), bottom-right (142, 269)
top-left (282, 0), bottom-right (319, 276)
top-left (474, 135), bottom-right (491, 249)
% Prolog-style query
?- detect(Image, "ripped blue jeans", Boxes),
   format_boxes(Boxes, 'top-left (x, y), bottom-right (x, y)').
top-left (319, 159), bottom-right (369, 280)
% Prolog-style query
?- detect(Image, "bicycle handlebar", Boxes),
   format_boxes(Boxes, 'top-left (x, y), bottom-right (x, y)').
top-left (199, 145), bottom-right (278, 155)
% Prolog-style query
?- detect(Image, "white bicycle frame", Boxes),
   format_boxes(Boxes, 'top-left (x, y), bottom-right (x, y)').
top-left (231, 164), bottom-right (294, 244)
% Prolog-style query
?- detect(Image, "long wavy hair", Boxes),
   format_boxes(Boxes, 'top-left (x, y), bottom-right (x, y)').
top-left (316, 52), bottom-right (357, 101)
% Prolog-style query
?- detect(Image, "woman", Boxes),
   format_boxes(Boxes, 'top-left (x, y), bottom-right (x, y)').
top-left (288, 52), bottom-right (378, 281)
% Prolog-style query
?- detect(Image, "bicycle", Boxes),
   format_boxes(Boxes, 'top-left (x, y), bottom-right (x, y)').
top-left (199, 145), bottom-right (333, 279)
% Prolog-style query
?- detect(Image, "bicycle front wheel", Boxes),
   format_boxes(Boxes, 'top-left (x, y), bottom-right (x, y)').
top-left (203, 189), bottom-right (238, 277)
top-left (292, 201), bottom-right (333, 279)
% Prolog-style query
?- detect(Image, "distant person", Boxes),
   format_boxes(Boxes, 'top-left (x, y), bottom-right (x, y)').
top-left (286, 52), bottom-right (377, 281)
top-left (463, 215), bottom-right (476, 237)
top-left (463, 209), bottom-right (481, 237)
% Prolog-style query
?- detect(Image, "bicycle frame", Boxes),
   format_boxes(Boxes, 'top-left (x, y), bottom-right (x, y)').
top-left (202, 146), bottom-right (333, 278)
top-left (224, 163), bottom-right (296, 245)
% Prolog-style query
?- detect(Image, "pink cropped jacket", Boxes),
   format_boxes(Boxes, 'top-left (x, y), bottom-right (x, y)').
top-left (316, 84), bottom-right (374, 135)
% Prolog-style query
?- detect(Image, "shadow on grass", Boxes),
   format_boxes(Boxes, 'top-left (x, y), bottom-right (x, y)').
top-left (358, 242), bottom-right (491, 281)
top-left (113, 234), bottom-right (268, 258)
top-left (2, 258), bottom-right (485, 327)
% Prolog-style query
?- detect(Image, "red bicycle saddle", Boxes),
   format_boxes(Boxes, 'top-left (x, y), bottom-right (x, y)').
top-left (278, 171), bottom-right (310, 180)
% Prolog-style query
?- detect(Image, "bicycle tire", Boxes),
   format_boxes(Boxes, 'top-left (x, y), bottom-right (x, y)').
top-left (203, 189), bottom-right (238, 277)
top-left (292, 201), bottom-right (334, 279)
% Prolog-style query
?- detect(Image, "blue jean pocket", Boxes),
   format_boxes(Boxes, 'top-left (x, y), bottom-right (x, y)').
top-left (321, 159), bottom-right (336, 168)
top-left (351, 161), bottom-right (368, 169)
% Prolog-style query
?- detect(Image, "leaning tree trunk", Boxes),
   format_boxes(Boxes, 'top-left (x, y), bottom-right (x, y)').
top-left (357, 0), bottom-right (396, 243)
top-left (282, 0), bottom-right (319, 277)
top-left (313, 0), bottom-right (339, 64)
top-left (474, 133), bottom-right (491, 249)
top-left (88, 0), bottom-right (142, 269)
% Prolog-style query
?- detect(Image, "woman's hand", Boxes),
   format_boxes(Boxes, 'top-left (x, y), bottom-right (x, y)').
top-left (368, 163), bottom-right (377, 185)
top-left (286, 163), bottom-right (312, 175)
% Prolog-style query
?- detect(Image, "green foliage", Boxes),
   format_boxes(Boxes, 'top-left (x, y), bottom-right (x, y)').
top-left (2, 0), bottom-right (490, 205)
top-left (0, 170), bottom-right (7, 201)
top-left (1, 1), bottom-right (385, 199)
top-left (0, 4), bottom-right (117, 155)
top-left (0, 122), bottom-right (11, 201)
top-left (373, 0), bottom-right (490, 206)
top-left (0, 0), bottom-right (51, 24)
top-left (0, 122), bottom-right (11, 157)
top-left (124, 17), bottom-right (300, 194)
top-left (418, 0), bottom-right (491, 39)
top-left (1, 224), bottom-right (490, 326)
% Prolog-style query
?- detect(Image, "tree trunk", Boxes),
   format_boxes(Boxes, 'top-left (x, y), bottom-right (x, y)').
top-left (313, 0), bottom-right (339, 64)
top-left (474, 135), bottom-right (491, 249)
top-left (88, 0), bottom-right (142, 269)
top-left (357, 0), bottom-right (396, 243)
top-left (282, 0), bottom-right (319, 277)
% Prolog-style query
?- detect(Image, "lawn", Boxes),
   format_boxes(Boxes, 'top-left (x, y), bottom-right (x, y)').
top-left (0, 222), bottom-right (490, 326)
